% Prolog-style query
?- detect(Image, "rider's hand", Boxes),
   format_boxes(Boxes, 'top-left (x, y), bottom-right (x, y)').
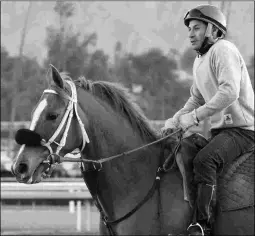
top-left (179, 112), bottom-right (196, 131)
top-left (161, 117), bottom-right (179, 136)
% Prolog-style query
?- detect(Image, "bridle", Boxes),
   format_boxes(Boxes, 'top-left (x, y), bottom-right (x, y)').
top-left (16, 78), bottom-right (183, 235)
top-left (38, 79), bottom-right (182, 169)
top-left (42, 81), bottom-right (89, 152)
top-left (37, 80), bottom-right (90, 176)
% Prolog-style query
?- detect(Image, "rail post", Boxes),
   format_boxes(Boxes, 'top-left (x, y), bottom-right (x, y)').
top-left (84, 200), bottom-right (91, 231)
top-left (76, 200), bottom-right (82, 232)
top-left (69, 189), bottom-right (75, 214)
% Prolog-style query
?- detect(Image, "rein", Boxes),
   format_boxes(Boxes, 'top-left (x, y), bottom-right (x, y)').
top-left (43, 128), bottom-right (183, 167)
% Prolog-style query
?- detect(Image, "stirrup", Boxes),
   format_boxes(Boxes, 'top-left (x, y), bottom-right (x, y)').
top-left (187, 222), bottom-right (204, 236)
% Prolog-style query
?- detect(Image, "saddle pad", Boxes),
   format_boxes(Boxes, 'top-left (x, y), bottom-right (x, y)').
top-left (218, 150), bottom-right (254, 212)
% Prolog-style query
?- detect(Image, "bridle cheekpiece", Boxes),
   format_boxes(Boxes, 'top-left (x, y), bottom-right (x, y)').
top-left (41, 80), bottom-right (90, 171)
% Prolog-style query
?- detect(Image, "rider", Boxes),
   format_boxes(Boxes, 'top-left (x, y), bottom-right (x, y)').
top-left (162, 4), bottom-right (254, 236)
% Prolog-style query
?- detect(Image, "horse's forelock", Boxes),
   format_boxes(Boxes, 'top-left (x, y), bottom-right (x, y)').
top-left (75, 76), bottom-right (93, 92)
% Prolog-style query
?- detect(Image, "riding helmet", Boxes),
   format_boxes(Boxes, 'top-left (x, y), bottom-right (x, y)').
top-left (184, 5), bottom-right (227, 35)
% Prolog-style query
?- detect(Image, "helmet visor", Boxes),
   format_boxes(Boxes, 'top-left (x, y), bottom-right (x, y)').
top-left (184, 9), bottom-right (205, 21)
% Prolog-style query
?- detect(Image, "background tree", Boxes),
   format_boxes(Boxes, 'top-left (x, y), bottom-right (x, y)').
top-left (6, 2), bottom-right (32, 156)
top-left (128, 48), bottom-right (190, 119)
top-left (114, 41), bottom-right (123, 71)
top-left (1, 45), bottom-right (14, 121)
top-left (53, 1), bottom-right (75, 71)
top-left (113, 54), bottom-right (137, 89)
top-left (179, 47), bottom-right (196, 75)
top-left (225, 2), bottom-right (232, 26)
top-left (44, 1), bottom-right (97, 79)
top-left (86, 49), bottom-right (113, 82)
top-left (1, 51), bottom-right (46, 122)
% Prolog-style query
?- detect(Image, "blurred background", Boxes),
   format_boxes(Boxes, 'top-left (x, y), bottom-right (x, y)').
top-left (1, 1), bottom-right (254, 235)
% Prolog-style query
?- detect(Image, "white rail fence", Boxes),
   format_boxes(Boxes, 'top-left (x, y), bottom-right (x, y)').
top-left (1, 120), bottom-right (165, 131)
top-left (1, 120), bottom-right (210, 138)
top-left (1, 182), bottom-right (93, 232)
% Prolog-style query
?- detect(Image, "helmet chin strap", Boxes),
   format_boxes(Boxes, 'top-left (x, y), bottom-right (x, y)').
top-left (197, 23), bottom-right (222, 56)
top-left (205, 23), bottom-right (213, 38)
top-left (205, 23), bottom-right (224, 43)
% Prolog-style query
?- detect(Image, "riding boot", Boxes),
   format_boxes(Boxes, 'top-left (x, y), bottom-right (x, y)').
top-left (187, 183), bottom-right (216, 236)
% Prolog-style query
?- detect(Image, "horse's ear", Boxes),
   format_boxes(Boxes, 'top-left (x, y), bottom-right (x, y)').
top-left (49, 64), bottom-right (64, 89)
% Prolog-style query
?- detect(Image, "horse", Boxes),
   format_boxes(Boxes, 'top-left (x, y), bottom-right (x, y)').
top-left (11, 65), bottom-right (254, 235)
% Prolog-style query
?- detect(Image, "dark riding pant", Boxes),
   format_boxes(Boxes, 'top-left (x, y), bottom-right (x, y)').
top-left (193, 127), bottom-right (254, 185)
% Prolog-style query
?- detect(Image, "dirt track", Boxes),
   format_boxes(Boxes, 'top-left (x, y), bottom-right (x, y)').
top-left (1, 205), bottom-right (100, 235)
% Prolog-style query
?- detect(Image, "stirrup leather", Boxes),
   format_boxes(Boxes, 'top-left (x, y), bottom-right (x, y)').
top-left (187, 222), bottom-right (204, 236)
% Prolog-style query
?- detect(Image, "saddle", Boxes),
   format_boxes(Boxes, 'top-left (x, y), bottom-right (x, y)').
top-left (162, 133), bottom-right (254, 211)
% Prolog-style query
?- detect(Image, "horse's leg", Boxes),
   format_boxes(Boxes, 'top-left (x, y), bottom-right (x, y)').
top-left (214, 206), bottom-right (254, 235)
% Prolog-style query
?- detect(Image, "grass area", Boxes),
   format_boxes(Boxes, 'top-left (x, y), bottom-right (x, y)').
top-left (1, 204), bottom-right (100, 235)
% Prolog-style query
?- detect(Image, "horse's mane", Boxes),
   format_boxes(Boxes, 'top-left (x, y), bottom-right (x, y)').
top-left (74, 76), bottom-right (160, 141)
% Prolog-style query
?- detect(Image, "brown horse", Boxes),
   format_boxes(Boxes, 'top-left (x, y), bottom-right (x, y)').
top-left (11, 65), bottom-right (254, 235)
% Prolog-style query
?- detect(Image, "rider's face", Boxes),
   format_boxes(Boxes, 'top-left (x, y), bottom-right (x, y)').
top-left (188, 20), bottom-right (207, 50)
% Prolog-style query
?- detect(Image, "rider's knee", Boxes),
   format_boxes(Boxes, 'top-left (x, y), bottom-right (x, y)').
top-left (193, 148), bottom-right (216, 171)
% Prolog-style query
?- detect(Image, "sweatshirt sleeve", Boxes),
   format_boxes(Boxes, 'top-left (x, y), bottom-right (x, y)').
top-left (196, 43), bottom-right (241, 121)
top-left (173, 82), bottom-right (205, 120)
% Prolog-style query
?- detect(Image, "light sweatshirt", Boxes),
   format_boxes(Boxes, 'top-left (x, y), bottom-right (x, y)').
top-left (175, 39), bottom-right (254, 131)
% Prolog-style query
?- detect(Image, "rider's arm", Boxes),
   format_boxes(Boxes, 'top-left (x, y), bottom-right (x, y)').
top-left (195, 43), bottom-right (241, 122)
top-left (173, 82), bottom-right (205, 121)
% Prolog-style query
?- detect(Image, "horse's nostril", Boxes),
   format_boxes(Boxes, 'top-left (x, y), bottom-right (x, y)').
top-left (17, 163), bottom-right (28, 174)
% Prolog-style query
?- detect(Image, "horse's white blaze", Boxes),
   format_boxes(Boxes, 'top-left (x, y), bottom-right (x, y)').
top-left (17, 144), bottom-right (25, 157)
top-left (30, 98), bottom-right (48, 130)
top-left (27, 177), bottom-right (33, 184)
top-left (13, 144), bottom-right (25, 171)
top-left (13, 99), bottom-right (47, 176)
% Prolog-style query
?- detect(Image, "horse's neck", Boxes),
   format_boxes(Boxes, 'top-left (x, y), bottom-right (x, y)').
top-left (86, 127), bottom-right (161, 220)
top-left (78, 89), bottom-right (161, 220)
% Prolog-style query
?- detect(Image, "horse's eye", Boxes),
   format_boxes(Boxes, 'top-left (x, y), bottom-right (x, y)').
top-left (46, 113), bottom-right (59, 120)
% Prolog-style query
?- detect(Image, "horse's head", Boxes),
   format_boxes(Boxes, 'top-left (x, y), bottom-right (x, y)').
top-left (11, 65), bottom-right (89, 184)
